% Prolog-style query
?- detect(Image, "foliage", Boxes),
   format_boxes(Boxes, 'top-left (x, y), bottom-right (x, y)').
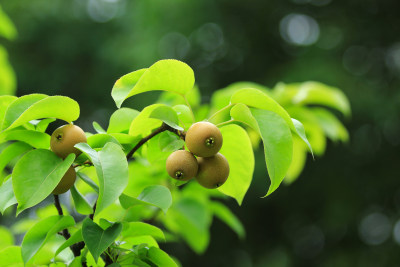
top-left (0, 59), bottom-right (349, 266)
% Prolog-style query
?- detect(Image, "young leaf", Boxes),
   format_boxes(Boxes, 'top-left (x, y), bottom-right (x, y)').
top-left (0, 178), bottom-right (17, 214)
top-left (75, 143), bottom-right (128, 216)
top-left (87, 134), bottom-right (122, 149)
top-left (119, 185), bottom-right (172, 214)
top-left (128, 104), bottom-right (164, 137)
top-left (147, 247), bottom-right (178, 267)
top-left (284, 136), bottom-right (308, 184)
top-left (0, 141), bottom-right (31, 178)
top-left (70, 184), bottom-right (93, 215)
top-left (55, 229), bottom-right (83, 256)
top-left (92, 122), bottom-right (106, 134)
top-left (2, 130), bottom-right (50, 149)
top-left (311, 108), bottom-right (349, 142)
top-left (1, 95), bottom-right (80, 131)
top-left (230, 105), bottom-right (293, 196)
top-left (21, 215), bottom-right (75, 263)
top-left (111, 69), bottom-right (148, 108)
top-left (107, 107), bottom-right (140, 134)
top-left (1, 94), bottom-right (47, 131)
top-left (218, 124), bottom-right (254, 205)
top-left (82, 218), bottom-right (122, 263)
top-left (230, 88), bottom-right (313, 154)
top-left (292, 81), bottom-right (351, 116)
top-left (173, 105), bottom-right (193, 129)
top-left (149, 105), bottom-right (183, 131)
top-left (13, 150), bottom-right (75, 215)
top-left (122, 222), bottom-right (165, 241)
top-left (35, 118), bottom-right (56, 133)
top-left (112, 60), bottom-right (195, 108)
top-left (210, 202), bottom-right (245, 239)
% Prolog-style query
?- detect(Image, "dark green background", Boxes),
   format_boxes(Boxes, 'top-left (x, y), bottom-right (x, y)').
top-left (2, 0), bottom-right (400, 266)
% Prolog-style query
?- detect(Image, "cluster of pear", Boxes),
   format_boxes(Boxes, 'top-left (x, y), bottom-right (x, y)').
top-left (50, 124), bottom-right (87, 194)
top-left (166, 122), bottom-right (230, 189)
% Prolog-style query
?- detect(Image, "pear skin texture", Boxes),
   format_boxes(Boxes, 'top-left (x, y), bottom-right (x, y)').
top-left (52, 166), bottom-right (76, 195)
top-left (196, 153), bottom-right (230, 189)
top-left (50, 124), bottom-right (87, 159)
top-left (166, 150), bottom-right (198, 181)
top-left (185, 122), bottom-right (223, 157)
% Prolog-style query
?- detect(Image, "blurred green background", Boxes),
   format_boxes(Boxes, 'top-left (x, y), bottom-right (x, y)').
top-left (1, 0), bottom-right (400, 266)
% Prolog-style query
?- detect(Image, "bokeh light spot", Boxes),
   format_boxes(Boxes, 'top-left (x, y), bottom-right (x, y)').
top-left (359, 212), bottom-right (391, 245)
top-left (280, 14), bottom-right (320, 46)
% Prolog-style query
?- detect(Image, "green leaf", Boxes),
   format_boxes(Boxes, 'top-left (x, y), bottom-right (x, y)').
top-left (36, 118), bottom-right (56, 132)
top-left (159, 132), bottom-right (184, 152)
top-left (0, 246), bottom-right (23, 266)
top-left (292, 81), bottom-right (351, 116)
top-left (210, 202), bottom-right (245, 239)
top-left (112, 60), bottom-right (195, 108)
top-left (0, 178), bottom-right (17, 214)
top-left (0, 95), bottom-right (17, 128)
top-left (55, 229), bottom-right (83, 257)
top-left (21, 215), bottom-right (75, 263)
top-left (82, 218), bottom-right (122, 263)
top-left (172, 105), bottom-right (193, 129)
top-left (0, 48), bottom-right (16, 96)
top-left (164, 198), bottom-right (211, 254)
top-left (231, 105), bottom-right (293, 196)
top-left (149, 105), bottom-right (183, 131)
top-left (77, 172), bottom-right (99, 193)
top-left (284, 136), bottom-right (307, 184)
top-left (93, 122), bottom-right (106, 134)
top-left (147, 247), bottom-right (178, 267)
top-left (0, 225), bottom-right (14, 250)
top-left (252, 109), bottom-right (293, 196)
top-left (0, 141), bottom-right (31, 178)
top-left (111, 69), bottom-right (148, 108)
top-left (87, 134), bottom-right (122, 149)
top-left (291, 118), bottom-right (313, 157)
top-left (217, 124), bottom-right (254, 205)
top-left (128, 104), bottom-right (164, 137)
top-left (230, 88), bottom-right (312, 153)
top-left (119, 185), bottom-right (172, 214)
top-left (1, 94), bottom-right (47, 130)
top-left (0, 6), bottom-right (17, 40)
top-left (122, 222), bottom-right (165, 241)
top-left (312, 108), bottom-right (349, 142)
top-left (75, 143), bottom-right (128, 216)
top-left (70, 184), bottom-right (93, 215)
top-left (13, 150), bottom-right (75, 215)
top-left (1, 94), bottom-right (80, 131)
top-left (1, 130), bottom-right (50, 149)
top-left (107, 108), bottom-right (140, 134)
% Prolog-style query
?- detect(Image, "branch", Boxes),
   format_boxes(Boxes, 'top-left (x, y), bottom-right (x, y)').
top-left (54, 195), bottom-right (84, 257)
top-left (126, 123), bottom-right (185, 160)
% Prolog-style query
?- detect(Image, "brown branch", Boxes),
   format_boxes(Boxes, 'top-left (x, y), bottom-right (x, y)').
top-left (126, 123), bottom-right (185, 160)
top-left (54, 195), bottom-right (84, 257)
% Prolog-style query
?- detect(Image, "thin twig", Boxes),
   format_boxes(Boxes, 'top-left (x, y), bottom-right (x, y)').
top-left (126, 123), bottom-right (185, 160)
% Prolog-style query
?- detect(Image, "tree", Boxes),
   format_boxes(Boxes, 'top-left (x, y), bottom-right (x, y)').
top-left (0, 59), bottom-right (349, 266)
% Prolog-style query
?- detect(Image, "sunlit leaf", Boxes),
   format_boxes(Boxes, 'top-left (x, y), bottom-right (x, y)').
top-left (122, 222), bottom-right (165, 241)
top-left (0, 6), bottom-right (17, 40)
top-left (0, 141), bottom-right (31, 180)
top-left (0, 178), bottom-right (17, 214)
top-left (218, 124), bottom-right (254, 205)
top-left (210, 202), bottom-right (245, 239)
top-left (147, 247), bottom-right (178, 267)
top-left (107, 108), bottom-right (140, 134)
top-left (1, 94), bottom-right (80, 131)
top-left (75, 143), bottom-right (128, 216)
top-left (70, 184), bottom-right (93, 215)
top-left (112, 60), bottom-right (195, 108)
top-left (1, 130), bottom-right (50, 149)
top-left (149, 105), bottom-right (183, 131)
top-left (55, 229), bottom-right (83, 257)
